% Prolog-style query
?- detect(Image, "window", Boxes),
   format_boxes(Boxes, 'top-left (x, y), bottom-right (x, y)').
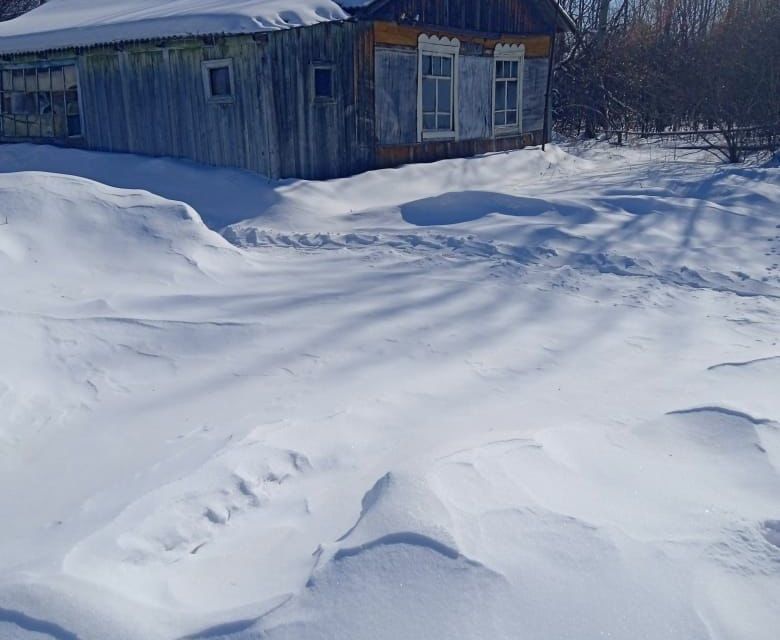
top-left (313, 66), bottom-right (334, 100)
top-left (421, 54), bottom-right (452, 132)
top-left (417, 35), bottom-right (459, 141)
top-left (202, 59), bottom-right (234, 103)
top-left (493, 44), bottom-right (524, 135)
top-left (0, 63), bottom-right (82, 139)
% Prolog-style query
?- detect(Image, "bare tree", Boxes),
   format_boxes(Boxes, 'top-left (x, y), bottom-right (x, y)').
top-left (553, 0), bottom-right (779, 161)
top-left (0, 0), bottom-right (44, 22)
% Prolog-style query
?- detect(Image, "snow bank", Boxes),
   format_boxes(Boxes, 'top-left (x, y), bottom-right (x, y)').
top-left (0, 0), bottom-right (351, 54)
top-left (0, 142), bottom-right (779, 639)
top-left (0, 171), bottom-right (242, 302)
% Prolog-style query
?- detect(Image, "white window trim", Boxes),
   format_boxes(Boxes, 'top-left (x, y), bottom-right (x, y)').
top-left (492, 43), bottom-right (525, 137)
top-left (417, 34), bottom-right (460, 143)
top-left (202, 58), bottom-right (235, 104)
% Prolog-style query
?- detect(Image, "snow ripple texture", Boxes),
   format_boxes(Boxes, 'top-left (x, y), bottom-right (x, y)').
top-left (0, 142), bottom-right (778, 639)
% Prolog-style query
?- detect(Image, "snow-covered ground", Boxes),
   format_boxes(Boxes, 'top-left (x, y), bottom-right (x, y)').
top-left (0, 142), bottom-right (778, 640)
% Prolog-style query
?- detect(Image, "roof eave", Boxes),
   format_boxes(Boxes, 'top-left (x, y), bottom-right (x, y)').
top-left (339, 0), bottom-right (578, 33)
top-left (550, 1), bottom-right (577, 33)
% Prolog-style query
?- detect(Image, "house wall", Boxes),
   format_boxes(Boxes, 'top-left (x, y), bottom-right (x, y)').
top-left (0, 2), bottom-right (558, 179)
top-left (260, 21), bottom-right (375, 179)
top-left (0, 22), bottom-right (375, 179)
top-left (79, 36), bottom-right (273, 174)
top-left (523, 57), bottom-right (548, 132)
top-left (365, 0), bottom-right (554, 35)
top-left (372, 21), bottom-right (550, 165)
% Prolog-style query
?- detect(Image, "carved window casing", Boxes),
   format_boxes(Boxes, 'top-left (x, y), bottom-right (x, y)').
top-left (417, 34), bottom-right (459, 142)
top-left (493, 43), bottom-right (525, 136)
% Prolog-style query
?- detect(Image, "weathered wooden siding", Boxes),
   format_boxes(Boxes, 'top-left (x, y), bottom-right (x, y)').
top-left (522, 57), bottom-right (548, 133)
top-left (76, 37), bottom-right (272, 174)
top-left (374, 48), bottom-right (507, 146)
top-left (78, 52), bottom-right (127, 150)
top-left (2, 23), bottom-right (374, 179)
top-left (366, 0), bottom-right (553, 35)
top-left (373, 21), bottom-right (551, 57)
top-left (262, 21), bottom-right (375, 179)
top-left (458, 55), bottom-right (493, 140)
top-left (375, 47), bottom-right (417, 145)
top-left (1, 3), bottom-right (559, 179)
top-left (375, 130), bottom-right (542, 168)
top-left (373, 31), bottom-right (549, 150)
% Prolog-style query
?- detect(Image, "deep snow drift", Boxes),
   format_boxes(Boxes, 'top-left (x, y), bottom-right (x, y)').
top-left (0, 143), bottom-right (778, 640)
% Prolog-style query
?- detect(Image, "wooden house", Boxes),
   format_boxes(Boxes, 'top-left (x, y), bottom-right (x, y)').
top-left (0, 0), bottom-right (575, 179)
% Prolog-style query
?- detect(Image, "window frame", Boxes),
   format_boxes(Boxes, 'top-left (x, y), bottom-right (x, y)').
top-left (202, 58), bottom-right (235, 104)
top-left (492, 43), bottom-right (525, 137)
top-left (311, 63), bottom-right (336, 103)
top-left (417, 34), bottom-right (460, 142)
top-left (0, 61), bottom-right (84, 140)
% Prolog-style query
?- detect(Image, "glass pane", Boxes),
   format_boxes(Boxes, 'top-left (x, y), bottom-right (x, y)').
top-left (13, 116), bottom-right (27, 136)
top-left (314, 67), bottom-right (333, 98)
top-left (209, 66), bottom-right (231, 97)
top-left (422, 77), bottom-right (436, 112)
top-left (28, 117), bottom-right (41, 137)
top-left (495, 111), bottom-right (506, 126)
top-left (38, 69), bottom-right (51, 91)
top-left (51, 68), bottom-right (65, 91)
top-left (422, 113), bottom-right (435, 130)
top-left (436, 113), bottom-right (451, 130)
top-left (41, 113), bottom-right (54, 137)
top-left (64, 65), bottom-right (78, 90)
top-left (507, 81), bottom-right (518, 108)
top-left (1, 116), bottom-right (12, 135)
top-left (506, 110), bottom-right (517, 125)
top-left (65, 90), bottom-right (79, 107)
top-left (37, 92), bottom-right (52, 115)
top-left (511, 61), bottom-right (519, 78)
top-left (67, 114), bottom-right (81, 136)
top-left (10, 93), bottom-right (32, 115)
top-left (1, 94), bottom-right (10, 114)
top-left (438, 78), bottom-right (451, 113)
top-left (422, 55), bottom-right (431, 76)
top-left (1, 70), bottom-right (11, 91)
top-left (441, 56), bottom-right (451, 77)
top-left (13, 70), bottom-right (25, 91)
top-left (495, 82), bottom-right (506, 110)
top-left (432, 55), bottom-right (441, 76)
top-left (52, 101), bottom-right (65, 136)
top-left (496, 60), bottom-right (505, 79)
top-left (25, 68), bottom-right (37, 92)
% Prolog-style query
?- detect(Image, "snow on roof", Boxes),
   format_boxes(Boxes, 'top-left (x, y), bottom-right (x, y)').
top-left (0, 0), bottom-right (361, 55)
top-left (0, 0), bottom-right (576, 57)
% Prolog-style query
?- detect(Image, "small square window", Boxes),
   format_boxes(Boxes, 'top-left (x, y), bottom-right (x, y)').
top-left (209, 66), bottom-right (231, 97)
top-left (202, 59), bottom-right (234, 103)
top-left (313, 66), bottom-right (334, 100)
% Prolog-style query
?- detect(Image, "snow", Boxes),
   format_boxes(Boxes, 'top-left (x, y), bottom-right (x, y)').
top-left (0, 0), bottom-right (353, 54)
top-left (0, 141), bottom-right (779, 639)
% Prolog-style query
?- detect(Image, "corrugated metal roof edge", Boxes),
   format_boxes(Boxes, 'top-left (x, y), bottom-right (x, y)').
top-left (0, 0), bottom-right (576, 58)
top-left (0, 20), bottom-right (355, 58)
